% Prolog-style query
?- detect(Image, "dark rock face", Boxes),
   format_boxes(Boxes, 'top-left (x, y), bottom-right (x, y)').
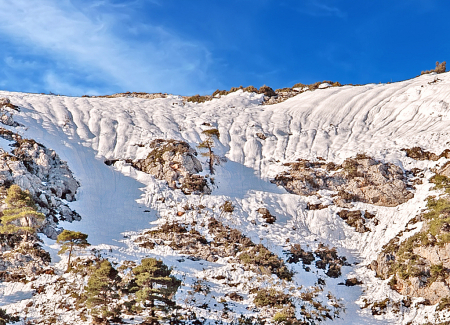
top-left (272, 155), bottom-right (413, 207)
top-left (131, 139), bottom-right (210, 195)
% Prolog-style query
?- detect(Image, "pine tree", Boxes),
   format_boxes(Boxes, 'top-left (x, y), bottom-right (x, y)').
top-left (197, 128), bottom-right (220, 174)
top-left (86, 260), bottom-right (121, 323)
top-left (57, 230), bottom-right (90, 271)
top-left (0, 185), bottom-right (45, 241)
top-left (131, 258), bottom-right (181, 325)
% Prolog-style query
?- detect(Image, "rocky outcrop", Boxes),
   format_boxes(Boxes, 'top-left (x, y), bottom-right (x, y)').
top-left (439, 162), bottom-right (450, 178)
top-left (131, 139), bottom-right (210, 195)
top-left (372, 249), bottom-right (450, 305)
top-left (0, 235), bottom-right (51, 281)
top-left (372, 191), bottom-right (450, 305)
top-left (273, 155), bottom-right (413, 207)
top-left (402, 146), bottom-right (450, 161)
top-left (0, 98), bottom-right (20, 126)
top-left (0, 129), bottom-right (81, 239)
top-left (135, 218), bottom-right (293, 280)
top-left (337, 210), bottom-right (377, 233)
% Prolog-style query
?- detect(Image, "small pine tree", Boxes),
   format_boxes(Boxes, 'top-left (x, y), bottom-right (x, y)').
top-left (0, 185), bottom-right (45, 241)
top-left (131, 258), bottom-right (181, 324)
top-left (57, 230), bottom-right (90, 271)
top-left (86, 260), bottom-right (121, 323)
top-left (198, 129), bottom-right (221, 174)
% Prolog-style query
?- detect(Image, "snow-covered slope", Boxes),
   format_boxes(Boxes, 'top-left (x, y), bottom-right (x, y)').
top-left (2, 72), bottom-right (450, 324)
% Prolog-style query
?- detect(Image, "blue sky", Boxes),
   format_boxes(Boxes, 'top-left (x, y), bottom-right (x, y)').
top-left (0, 0), bottom-right (448, 96)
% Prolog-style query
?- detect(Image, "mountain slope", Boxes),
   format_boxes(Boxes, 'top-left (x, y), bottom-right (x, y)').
top-left (1, 72), bottom-right (450, 324)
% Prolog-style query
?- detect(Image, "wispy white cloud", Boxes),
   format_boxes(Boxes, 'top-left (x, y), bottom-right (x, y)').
top-left (298, 1), bottom-right (346, 18)
top-left (0, 0), bottom-right (212, 95)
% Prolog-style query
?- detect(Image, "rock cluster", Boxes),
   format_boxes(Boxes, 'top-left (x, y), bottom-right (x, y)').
top-left (439, 162), bottom-right (450, 177)
top-left (0, 236), bottom-right (51, 281)
top-left (0, 129), bottom-right (80, 239)
top-left (286, 243), bottom-right (349, 277)
top-left (135, 217), bottom-right (293, 280)
top-left (272, 155), bottom-right (413, 207)
top-left (131, 139), bottom-right (210, 195)
top-left (263, 88), bottom-right (303, 105)
top-left (0, 97), bottom-right (19, 126)
top-left (402, 146), bottom-right (450, 161)
top-left (372, 248), bottom-right (450, 305)
top-left (372, 192), bottom-right (450, 304)
top-left (337, 210), bottom-right (377, 233)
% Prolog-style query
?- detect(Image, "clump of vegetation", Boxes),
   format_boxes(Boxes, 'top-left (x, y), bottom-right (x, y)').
top-left (437, 297), bottom-right (450, 311)
top-left (186, 94), bottom-right (210, 103)
top-left (220, 200), bottom-right (235, 216)
top-left (371, 298), bottom-right (390, 315)
top-left (430, 174), bottom-right (450, 193)
top-left (286, 244), bottom-right (315, 266)
top-left (239, 244), bottom-right (293, 281)
top-left (253, 288), bottom-right (291, 308)
top-left (421, 61), bottom-right (446, 75)
top-left (0, 308), bottom-right (20, 324)
top-left (148, 221), bottom-right (188, 235)
top-left (180, 174), bottom-right (209, 195)
top-left (258, 85), bottom-right (277, 97)
top-left (226, 292), bottom-right (243, 302)
top-left (314, 244), bottom-right (347, 278)
top-left (428, 263), bottom-right (447, 284)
